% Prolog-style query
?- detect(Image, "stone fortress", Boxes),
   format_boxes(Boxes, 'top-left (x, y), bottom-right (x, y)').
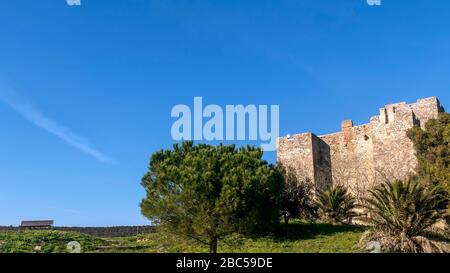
top-left (277, 97), bottom-right (445, 197)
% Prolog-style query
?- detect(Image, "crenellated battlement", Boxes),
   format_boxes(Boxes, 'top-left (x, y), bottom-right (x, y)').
top-left (277, 97), bottom-right (443, 194)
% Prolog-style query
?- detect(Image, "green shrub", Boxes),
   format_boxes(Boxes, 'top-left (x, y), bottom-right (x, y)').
top-left (360, 179), bottom-right (449, 253)
top-left (0, 230), bottom-right (105, 253)
top-left (315, 185), bottom-right (356, 224)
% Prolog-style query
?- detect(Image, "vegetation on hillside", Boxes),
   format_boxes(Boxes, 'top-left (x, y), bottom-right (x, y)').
top-left (140, 141), bottom-right (284, 253)
top-left (8, 114), bottom-right (447, 255)
top-left (315, 185), bottom-right (356, 225)
top-left (407, 112), bottom-right (450, 192)
top-left (280, 167), bottom-right (317, 225)
top-left (360, 179), bottom-right (449, 253)
top-left (0, 223), bottom-right (366, 253)
top-left (124, 222), bottom-right (365, 253)
top-left (137, 114), bottom-right (450, 253)
top-left (0, 230), bottom-right (105, 253)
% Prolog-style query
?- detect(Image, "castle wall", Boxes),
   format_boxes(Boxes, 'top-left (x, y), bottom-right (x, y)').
top-left (371, 103), bottom-right (418, 183)
top-left (277, 133), bottom-right (316, 185)
top-left (409, 97), bottom-right (442, 128)
top-left (277, 97), bottom-right (442, 196)
top-left (276, 133), bottom-right (332, 190)
top-left (318, 123), bottom-right (375, 196)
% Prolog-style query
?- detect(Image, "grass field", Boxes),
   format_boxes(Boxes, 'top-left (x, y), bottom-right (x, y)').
top-left (0, 223), bottom-right (367, 253)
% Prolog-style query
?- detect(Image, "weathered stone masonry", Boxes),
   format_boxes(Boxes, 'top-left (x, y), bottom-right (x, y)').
top-left (277, 97), bottom-right (444, 196)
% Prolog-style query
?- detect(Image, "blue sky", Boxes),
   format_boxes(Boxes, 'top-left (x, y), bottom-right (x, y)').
top-left (0, 0), bottom-right (449, 226)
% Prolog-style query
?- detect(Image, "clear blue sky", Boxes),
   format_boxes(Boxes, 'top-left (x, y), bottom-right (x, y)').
top-left (0, 0), bottom-right (449, 226)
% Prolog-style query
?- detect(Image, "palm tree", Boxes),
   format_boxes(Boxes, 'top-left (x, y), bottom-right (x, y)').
top-left (315, 185), bottom-right (356, 224)
top-left (360, 179), bottom-right (449, 253)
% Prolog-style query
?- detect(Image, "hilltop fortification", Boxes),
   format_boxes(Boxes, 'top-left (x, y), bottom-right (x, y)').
top-left (277, 97), bottom-right (444, 197)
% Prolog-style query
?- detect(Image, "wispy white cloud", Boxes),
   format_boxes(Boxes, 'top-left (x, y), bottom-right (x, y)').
top-left (0, 88), bottom-right (113, 163)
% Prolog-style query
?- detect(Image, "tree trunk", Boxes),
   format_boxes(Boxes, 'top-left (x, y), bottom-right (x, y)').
top-left (209, 237), bottom-right (218, 253)
top-left (283, 213), bottom-right (290, 226)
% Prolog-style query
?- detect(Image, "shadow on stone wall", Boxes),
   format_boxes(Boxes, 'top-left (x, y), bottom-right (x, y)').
top-left (312, 136), bottom-right (332, 189)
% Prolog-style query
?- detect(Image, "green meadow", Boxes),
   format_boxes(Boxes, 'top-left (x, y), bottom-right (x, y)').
top-left (0, 223), bottom-right (366, 253)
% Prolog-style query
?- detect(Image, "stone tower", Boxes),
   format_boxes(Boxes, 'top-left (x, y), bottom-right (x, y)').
top-left (277, 97), bottom-right (444, 196)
